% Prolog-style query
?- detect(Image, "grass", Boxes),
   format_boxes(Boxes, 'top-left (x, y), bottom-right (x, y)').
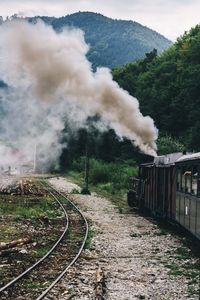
top-left (25, 281), bottom-right (47, 289)
top-left (84, 227), bottom-right (96, 249)
top-left (0, 225), bottom-right (19, 242)
top-left (0, 195), bottom-right (59, 220)
top-left (164, 246), bottom-right (200, 297)
top-left (70, 188), bottom-right (80, 194)
top-left (90, 158), bottom-right (138, 186)
top-left (175, 246), bottom-right (191, 259)
top-left (187, 286), bottom-right (200, 297)
top-left (0, 191), bottom-right (63, 245)
top-left (67, 162), bottom-right (135, 213)
top-left (153, 229), bottom-right (168, 236)
top-left (130, 232), bottom-right (142, 238)
top-left (67, 170), bottom-right (84, 186)
top-left (67, 157), bottom-right (138, 209)
top-left (33, 246), bottom-right (51, 258)
top-left (130, 230), bottom-right (152, 238)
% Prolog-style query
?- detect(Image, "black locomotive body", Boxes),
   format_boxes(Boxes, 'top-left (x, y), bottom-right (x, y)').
top-left (128, 152), bottom-right (200, 240)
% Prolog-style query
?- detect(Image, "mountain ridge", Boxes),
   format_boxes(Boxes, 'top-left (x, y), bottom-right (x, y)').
top-left (26, 11), bottom-right (172, 68)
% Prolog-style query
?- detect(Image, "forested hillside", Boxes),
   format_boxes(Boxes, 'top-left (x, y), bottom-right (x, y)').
top-left (113, 25), bottom-right (200, 151)
top-left (28, 12), bottom-right (172, 68)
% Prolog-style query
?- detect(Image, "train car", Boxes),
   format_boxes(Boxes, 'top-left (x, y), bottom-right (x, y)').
top-left (128, 152), bottom-right (200, 240)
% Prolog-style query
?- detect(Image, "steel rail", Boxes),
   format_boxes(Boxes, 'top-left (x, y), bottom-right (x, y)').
top-left (36, 186), bottom-right (89, 300)
top-left (0, 185), bottom-right (69, 293)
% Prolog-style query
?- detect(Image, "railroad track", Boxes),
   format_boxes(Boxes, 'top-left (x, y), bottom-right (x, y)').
top-left (0, 181), bottom-right (89, 300)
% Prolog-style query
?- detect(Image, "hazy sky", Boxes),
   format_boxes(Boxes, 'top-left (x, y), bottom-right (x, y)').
top-left (1, 0), bottom-right (200, 40)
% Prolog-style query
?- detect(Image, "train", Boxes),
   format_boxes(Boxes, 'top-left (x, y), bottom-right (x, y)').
top-left (127, 152), bottom-right (200, 240)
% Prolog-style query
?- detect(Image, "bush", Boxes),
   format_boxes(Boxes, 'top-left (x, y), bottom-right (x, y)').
top-left (68, 157), bottom-right (138, 193)
top-left (96, 182), bottom-right (114, 193)
top-left (89, 158), bottom-right (138, 190)
top-left (89, 159), bottom-right (110, 184)
top-left (71, 157), bottom-right (85, 172)
top-left (157, 135), bottom-right (186, 155)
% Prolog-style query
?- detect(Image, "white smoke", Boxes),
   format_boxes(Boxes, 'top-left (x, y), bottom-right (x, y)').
top-left (0, 19), bottom-right (157, 171)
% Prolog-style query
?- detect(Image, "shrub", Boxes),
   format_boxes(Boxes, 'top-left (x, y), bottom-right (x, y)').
top-left (89, 159), bottom-right (110, 184)
top-left (69, 157), bottom-right (138, 193)
top-left (71, 157), bottom-right (85, 172)
top-left (89, 158), bottom-right (138, 190)
top-left (157, 135), bottom-right (186, 155)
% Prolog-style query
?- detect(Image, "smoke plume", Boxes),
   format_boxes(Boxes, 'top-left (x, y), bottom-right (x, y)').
top-left (0, 19), bottom-right (157, 171)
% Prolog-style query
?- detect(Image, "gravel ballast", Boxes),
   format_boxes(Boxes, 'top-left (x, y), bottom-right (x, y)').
top-left (49, 177), bottom-right (199, 300)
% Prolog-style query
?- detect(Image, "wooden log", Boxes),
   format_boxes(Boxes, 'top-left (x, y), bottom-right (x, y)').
top-left (95, 266), bottom-right (105, 299)
top-left (0, 237), bottom-right (32, 250)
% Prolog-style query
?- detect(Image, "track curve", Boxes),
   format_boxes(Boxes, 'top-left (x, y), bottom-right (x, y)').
top-left (0, 180), bottom-right (89, 300)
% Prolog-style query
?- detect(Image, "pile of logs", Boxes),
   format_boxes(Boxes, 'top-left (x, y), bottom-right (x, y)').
top-left (0, 237), bottom-right (32, 251)
top-left (0, 179), bottom-right (44, 196)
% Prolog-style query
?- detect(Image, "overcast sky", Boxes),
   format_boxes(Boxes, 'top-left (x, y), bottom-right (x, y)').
top-left (1, 0), bottom-right (200, 41)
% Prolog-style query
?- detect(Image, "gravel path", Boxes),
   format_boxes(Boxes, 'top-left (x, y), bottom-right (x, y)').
top-left (49, 177), bottom-right (199, 300)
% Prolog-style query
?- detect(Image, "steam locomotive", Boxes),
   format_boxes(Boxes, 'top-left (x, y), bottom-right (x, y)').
top-left (128, 152), bottom-right (200, 240)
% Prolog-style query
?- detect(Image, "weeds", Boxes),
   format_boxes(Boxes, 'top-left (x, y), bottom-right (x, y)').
top-left (164, 248), bottom-right (200, 297)
top-left (187, 286), bottom-right (200, 297)
top-left (130, 232), bottom-right (142, 238)
top-left (153, 229), bottom-right (168, 236)
top-left (25, 281), bottom-right (46, 289)
top-left (66, 158), bottom-right (138, 214)
top-left (33, 246), bottom-right (50, 257)
top-left (0, 195), bottom-right (58, 219)
top-left (70, 188), bottom-right (80, 194)
top-left (69, 157), bottom-right (138, 192)
top-left (84, 227), bottom-right (96, 249)
top-left (175, 246), bottom-right (191, 259)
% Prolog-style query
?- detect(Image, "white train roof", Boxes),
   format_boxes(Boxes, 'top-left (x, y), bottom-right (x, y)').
top-left (142, 152), bottom-right (200, 167)
top-left (176, 152), bottom-right (200, 163)
top-left (153, 152), bottom-right (183, 166)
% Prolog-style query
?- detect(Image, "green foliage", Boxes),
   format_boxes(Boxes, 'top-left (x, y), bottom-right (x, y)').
top-left (113, 25), bottom-right (200, 151)
top-left (59, 126), bottom-right (142, 171)
top-left (95, 182), bottom-right (113, 193)
top-left (84, 227), bottom-right (96, 249)
top-left (70, 188), bottom-right (80, 194)
top-left (70, 157), bottom-right (138, 192)
top-left (0, 197), bottom-right (57, 219)
top-left (90, 159), bottom-right (134, 189)
top-left (29, 12), bottom-right (171, 69)
top-left (89, 159), bottom-right (110, 184)
top-left (34, 246), bottom-right (50, 258)
top-left (157, 135), bottom-right (186, 155)
top-left (71, 156), bottom-right (85, 172)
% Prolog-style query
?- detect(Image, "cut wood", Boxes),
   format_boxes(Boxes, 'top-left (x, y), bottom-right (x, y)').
top-left (95, 266), bottom-right (105, 299)
top-left (0, 179), bottom-right (45, 196)
top-left (0, 237), bottom-right (32, 250)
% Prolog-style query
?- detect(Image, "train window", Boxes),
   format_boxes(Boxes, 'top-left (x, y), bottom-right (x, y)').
top-left (177, 165), bottom-right (199, 196)
top-left (191, 166), bottom-right (198, 196)
top-left (181, 166), bottom-right (192, 193)
top-left (177, 167), bottom-right (187, 192)
top-left (185, 171), bottom-right (191, 194)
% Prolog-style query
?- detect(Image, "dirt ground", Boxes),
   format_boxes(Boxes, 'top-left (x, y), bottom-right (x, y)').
top-left (49, 177), bottom-right (200, 300)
